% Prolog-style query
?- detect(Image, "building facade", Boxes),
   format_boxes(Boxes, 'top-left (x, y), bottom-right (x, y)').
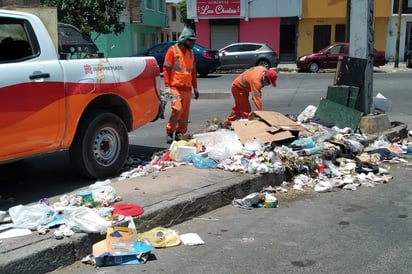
top-left (94, 0), bottom-right (167, 57)
top-left (2, 0), bottom-right (411, 62)
top-left (186, 0), bottom-right (302, 62)
top-left (159, 0), bottom-right (184, 42)
top-left (297, 0), bottom-right (390, 59)
top-left (386, 0), bottom-right (412, 61)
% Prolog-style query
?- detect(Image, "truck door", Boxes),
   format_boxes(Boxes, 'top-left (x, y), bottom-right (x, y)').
top-left (0, 17), bottom-right (65, 158)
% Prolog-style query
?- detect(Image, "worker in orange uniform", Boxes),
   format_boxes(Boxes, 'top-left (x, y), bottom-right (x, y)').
top-left (225, 66), bottom-right (278, 125)
top-left (163, 26), bottom-right (199, 144)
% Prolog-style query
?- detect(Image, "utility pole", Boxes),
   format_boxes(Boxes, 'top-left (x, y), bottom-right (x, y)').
top-left (345, 0), bottom-right (351, 42)
top-left (349, 0), bottom-right (374, 114)
top-left (395, 0), bottom-right (403, 68)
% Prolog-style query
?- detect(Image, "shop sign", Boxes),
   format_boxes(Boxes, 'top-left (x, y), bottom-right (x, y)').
top-left (196, 0), bottom-right (241, 17)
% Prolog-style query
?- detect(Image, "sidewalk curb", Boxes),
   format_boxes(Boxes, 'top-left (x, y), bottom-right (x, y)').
top-left (0, 171), bottom-right (285, 274)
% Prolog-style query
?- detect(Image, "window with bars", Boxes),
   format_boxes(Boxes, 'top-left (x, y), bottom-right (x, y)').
top-left (146, 0), bottom-right (154, 10)
top-left (158, 0), bottom-right (165, 12)
top-left (151, 33), bottom-right (156, 46)
top-left (171, 6), bottom-right (177, 21)
top-left (393, 0), bottom-right (412, 14)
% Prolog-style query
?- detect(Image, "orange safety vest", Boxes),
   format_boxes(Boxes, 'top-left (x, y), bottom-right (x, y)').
top-left (163, 44), bottom-right (195, 88)
top-left (231, 66), bottom-right (266, 110)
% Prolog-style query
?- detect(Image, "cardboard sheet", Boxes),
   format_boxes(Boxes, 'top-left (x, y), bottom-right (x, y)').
top-left (232, 111), bottom-right (308, 144)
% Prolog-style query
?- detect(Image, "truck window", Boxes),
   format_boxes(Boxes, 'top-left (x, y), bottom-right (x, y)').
top-left (0, 18), bottom-right (36, 62)
top-left (58, 23), bottom-right (100, 59)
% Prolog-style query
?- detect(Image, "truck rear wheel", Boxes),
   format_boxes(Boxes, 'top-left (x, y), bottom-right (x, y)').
top-left (70, 112), bottom-right (129, 179)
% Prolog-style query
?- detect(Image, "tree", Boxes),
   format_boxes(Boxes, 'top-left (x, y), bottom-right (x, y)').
top-left (41, 0), bottom-right (126, 37)
top-left (178, 0), bottom-right (195, 29)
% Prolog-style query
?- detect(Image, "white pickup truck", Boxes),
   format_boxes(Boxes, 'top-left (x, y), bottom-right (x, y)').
top-left (0, 9), bottom-right (164, 178)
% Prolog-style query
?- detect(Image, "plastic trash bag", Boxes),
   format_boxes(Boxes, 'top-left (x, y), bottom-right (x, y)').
top-left (64, 206), bottom-right (110, 234)
top-left (9, 203), bottom-right (58, 230)
top-left (373, 93), bottom-right (392, 112)
top-left (232, 192), bottom-right (263, 209)
top-left (297, 105), bottom-right (317, 123)
top-left (183, 153), bottom-right (217, 169)
top-left (291, 137), bottom-right (316, 149)
top-left (137, 227), bottom-right (181, 248)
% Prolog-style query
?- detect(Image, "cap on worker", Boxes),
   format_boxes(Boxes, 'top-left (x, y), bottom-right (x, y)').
top-left (266, 69), bottom-right (278, 87)
top-left (178, 26), bottom-right (197, 42)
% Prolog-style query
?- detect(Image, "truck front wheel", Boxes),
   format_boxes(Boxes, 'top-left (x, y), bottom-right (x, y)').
top-left (70, 112), bottom-right (129, 179)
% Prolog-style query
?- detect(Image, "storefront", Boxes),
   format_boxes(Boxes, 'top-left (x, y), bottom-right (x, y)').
top-left (187, 0), bottom-right (301, 62)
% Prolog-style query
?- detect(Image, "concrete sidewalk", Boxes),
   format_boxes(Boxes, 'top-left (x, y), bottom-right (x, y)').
top-left (0, 165), bottom-right (284, 273)
top-left (276, 61), bottom-right (410, 73)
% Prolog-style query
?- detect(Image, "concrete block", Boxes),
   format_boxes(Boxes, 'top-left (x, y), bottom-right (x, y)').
top-left (358, 114), bottom-right (391, 135)
top-left (380, 123), bottom-right (409, 143)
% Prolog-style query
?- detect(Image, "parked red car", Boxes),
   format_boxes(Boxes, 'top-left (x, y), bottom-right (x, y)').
top-left (296, 42), bottom-right (386, 72)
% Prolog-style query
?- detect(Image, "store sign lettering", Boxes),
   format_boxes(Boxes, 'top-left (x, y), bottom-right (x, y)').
top-left (197, 1), bottom-right (240, 17)
top-left (199, 4), bottom-right (238, 15)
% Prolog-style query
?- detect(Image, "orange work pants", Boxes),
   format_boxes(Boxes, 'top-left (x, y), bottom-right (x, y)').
top-left (225, 88), bottom-right (251, 123)
top-left (166, 87), bottom-right (192, 134)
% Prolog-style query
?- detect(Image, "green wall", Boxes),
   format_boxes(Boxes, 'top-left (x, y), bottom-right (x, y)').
top-left (92, 0), bottom-right (166, 57)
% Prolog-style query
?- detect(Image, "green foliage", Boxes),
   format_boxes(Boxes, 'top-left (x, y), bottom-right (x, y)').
top-left (41, 0), bottom-right (126, 36)
top-left (178, 0), bottom-right (195, 29)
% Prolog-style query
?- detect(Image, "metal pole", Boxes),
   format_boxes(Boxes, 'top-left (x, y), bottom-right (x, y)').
top-left (395, 0), bottom-right (403, 68)
top-left (345, 0), bottom-right (351, 42)
top-left (349, 0), bottom-right (374, 114)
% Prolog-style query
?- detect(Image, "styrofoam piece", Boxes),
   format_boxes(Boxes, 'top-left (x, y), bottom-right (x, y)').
top-left (174, 146), bottom-right (196, 162)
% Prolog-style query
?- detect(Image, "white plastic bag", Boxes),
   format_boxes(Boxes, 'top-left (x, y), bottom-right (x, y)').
top-left (9, 204), bottom-right (57, 229)
top-left (64, 206), bottom-right (110, 234)
top-left (297, 105), bottom-right (317, 123)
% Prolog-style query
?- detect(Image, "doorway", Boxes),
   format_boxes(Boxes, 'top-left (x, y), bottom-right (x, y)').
top-left (313, 25), bottom-right (331, 52)
top-left (405, 22), bottom-right (412, 60)
top-left (280, 22), bottom-right (296, 63)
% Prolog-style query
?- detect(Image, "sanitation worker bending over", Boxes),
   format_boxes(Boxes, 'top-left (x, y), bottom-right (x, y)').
top-left (225, 66), bottom-right (278, 125)
top-left (163, 26), bottom-right (199, 144)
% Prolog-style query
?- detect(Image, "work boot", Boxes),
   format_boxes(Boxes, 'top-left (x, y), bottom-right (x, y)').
top-left (166, 133), bottom-right (174, 144)
top-left (175, 132), bottom-right (183, 141)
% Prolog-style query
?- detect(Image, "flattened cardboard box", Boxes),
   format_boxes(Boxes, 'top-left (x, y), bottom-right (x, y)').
top-left (232, 111), bottom-right (308, 144)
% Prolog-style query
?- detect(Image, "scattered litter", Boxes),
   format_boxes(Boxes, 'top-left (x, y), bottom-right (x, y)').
top-left (193, 217), bottom-right (219, 221)
top-left (137, 227), bottom-right (181, 248)
top-left (9, 203), bottom-right (57, 230)
top-left (64, 206), bottom-right (111, 234)
top-left (0, 228), bottom-right (32, 239)
top-left (179, 233), bottom-right (205, 246)
top-left (53, 229), bottom-right (64, 240)
top-left (232, 192), bottom-right (263, 209)
top-left (93, 222), bottom-right (154, 266)
top-left (112, 203), bottom-right (144, 217)
top-left (263, 193), bottom-right (279, 208)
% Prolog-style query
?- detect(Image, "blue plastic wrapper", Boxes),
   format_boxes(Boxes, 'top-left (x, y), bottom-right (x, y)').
top-left (183, 153), bottom-right (217, 169)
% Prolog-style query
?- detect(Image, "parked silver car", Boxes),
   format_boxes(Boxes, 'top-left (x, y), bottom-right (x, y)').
top-left (217, 42), bottom-right (278, 70)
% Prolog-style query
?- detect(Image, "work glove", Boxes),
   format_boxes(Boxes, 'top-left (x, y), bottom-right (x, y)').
top-left (193, 88), bottom-right (199, 100)
top-left (163, 86), bottom-right (171, 96)
top-left (162, 86), bottom-right (177, 102)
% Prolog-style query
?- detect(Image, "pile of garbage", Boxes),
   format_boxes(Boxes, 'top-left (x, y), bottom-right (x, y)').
top-left (119, 109), bottom-right (411, 195)
top-left (0, 179), bottom-right (132, 240)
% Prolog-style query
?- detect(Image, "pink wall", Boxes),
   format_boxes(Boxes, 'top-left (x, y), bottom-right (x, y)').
top-left (195, 20), bottom-right (211, 48)
top-left (195, 17), bottom-right (280, 52)
top-left (240, 18), bottom-right (280, 53)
